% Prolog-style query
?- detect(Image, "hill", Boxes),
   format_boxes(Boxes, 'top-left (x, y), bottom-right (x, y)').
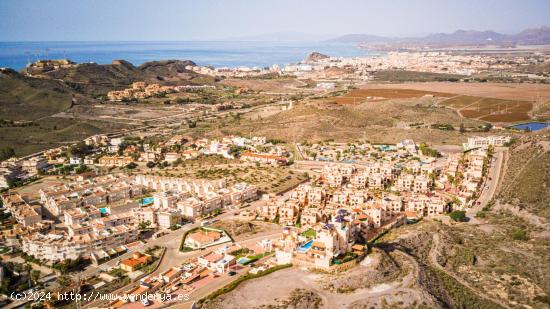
top-left (223, 95), bottom-right (483, 145)
top-left (0, 68), bottom-right (74, 121)
top-left (305, 52), bottom-right (330, 63)
top-left (0, 68), bottom-right (135, 157)
top-left (23, 59), bottom-right (200, 97)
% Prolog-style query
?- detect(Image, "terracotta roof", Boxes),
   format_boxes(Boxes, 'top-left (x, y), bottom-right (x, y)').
top-left (311, 241), bottom-right (325, 249)
top-left (120, 253), bottom-right (150, 268)
top-left (202, 252), bottom-right (224, 263)
top-left (188, 230), bottom-right (222, 244)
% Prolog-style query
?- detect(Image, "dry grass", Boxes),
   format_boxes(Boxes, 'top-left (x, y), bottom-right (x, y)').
top-left (226, 97), bottom-right (485, 145)
top-left (146, 155), bottom-right (307, 194)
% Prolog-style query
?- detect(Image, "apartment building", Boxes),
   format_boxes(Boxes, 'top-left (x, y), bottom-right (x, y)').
top-left (1, 194), bottom-right (41, 227)
top-left (21, 156), bottom-right (49, 175)
top-left (22, 223), bottom-right (139, 262)
top-left (39, 174), bottom-right (143, 217)
top-left (464, 136), bottom-right (511, 150)
top-left (98, 156), bottom-right (133, 167)
top-left (406, 194), bottom-right (447, 216)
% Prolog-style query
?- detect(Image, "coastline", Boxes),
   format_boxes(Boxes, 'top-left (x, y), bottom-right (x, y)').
top-left (0, 40), bottom-right (374, 71)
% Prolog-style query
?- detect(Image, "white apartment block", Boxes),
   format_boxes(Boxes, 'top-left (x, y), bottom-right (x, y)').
top-left (464, 136), bottom-right (510, 151)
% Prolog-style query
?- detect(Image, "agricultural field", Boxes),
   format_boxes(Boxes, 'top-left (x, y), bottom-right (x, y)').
top-left (373, 70), bottom-right (467, 83)
top-left (332, 88), bottom-right (454, 105)
top-left (359, 82), bottom-right (550, 102)
top-left (441, 95), bottom-right (533, 122)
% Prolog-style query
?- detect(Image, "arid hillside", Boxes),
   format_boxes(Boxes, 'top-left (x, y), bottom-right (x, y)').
top-left (227, 97), bottom-right (486, 145)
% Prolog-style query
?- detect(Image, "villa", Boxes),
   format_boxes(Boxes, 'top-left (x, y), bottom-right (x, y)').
top-left (185, 229), bottom-right (223, 248)
top-left (197, 252), bottom-right (236, 274)
top-left (120, 252), bottom-right (152, 272)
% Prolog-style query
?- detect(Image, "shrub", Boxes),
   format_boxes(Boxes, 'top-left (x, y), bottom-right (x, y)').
top-left (512, 228), bottom-right (529, 241)
top-left (449, 210), bottom-right (467, 222)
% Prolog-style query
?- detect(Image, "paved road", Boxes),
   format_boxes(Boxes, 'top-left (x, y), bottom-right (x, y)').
top-left (466, 148), bottom-right (505, 220)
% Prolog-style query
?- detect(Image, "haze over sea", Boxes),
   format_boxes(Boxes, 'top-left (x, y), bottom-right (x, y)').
top-left (0, 41), bottom-right (373, 71)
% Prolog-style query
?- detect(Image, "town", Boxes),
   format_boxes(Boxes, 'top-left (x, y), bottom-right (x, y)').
top-left (0, 129), bottom-right (510, 308)
top-left (1, 3), bottom-right (550, 307)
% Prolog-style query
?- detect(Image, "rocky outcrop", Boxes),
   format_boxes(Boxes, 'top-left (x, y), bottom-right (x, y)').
top-left (305, 52), bottom-right (330, 63)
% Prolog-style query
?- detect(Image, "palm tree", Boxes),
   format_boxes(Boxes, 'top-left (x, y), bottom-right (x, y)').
top-left (57, 275), bottom-right (72, 287)
top-left (30, 270), bottom-right (41, 286)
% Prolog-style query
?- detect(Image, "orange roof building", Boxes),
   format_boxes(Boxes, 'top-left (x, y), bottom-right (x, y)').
top-left (120, 252), bottom-right (152, 272)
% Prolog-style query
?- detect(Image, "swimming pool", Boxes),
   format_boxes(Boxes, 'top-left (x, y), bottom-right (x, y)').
top-left (99, 207), bottom-right (108, 214)
top-left (297, 240), bottom-right (313, 253)
top-left (237, 257), bottom-right (251, 265)
top-left (138, 197), bottom-right (154, 206)
top-left (509, 122), bottom-right (549, 132)
top-left (377, 144), bottom-right (396, 152)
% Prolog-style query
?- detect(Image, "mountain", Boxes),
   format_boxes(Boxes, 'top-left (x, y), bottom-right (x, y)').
top-left (422, 30), bottom-right (508, 44)
top-left (327, 26), bottom-right (550, 46)
top-left (513, 26), bottom-right (550, 45)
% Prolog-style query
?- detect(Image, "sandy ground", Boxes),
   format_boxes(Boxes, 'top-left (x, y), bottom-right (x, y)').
top-left (360, 82), bottom-right (550, 102)
top-left (13, 176), bottom-right (69, 201)
top-left (203, 252), bottom-right (433, 309)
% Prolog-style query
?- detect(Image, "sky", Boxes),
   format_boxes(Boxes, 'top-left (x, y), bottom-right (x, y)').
top-left (1, 0), bottom-right (549, 41)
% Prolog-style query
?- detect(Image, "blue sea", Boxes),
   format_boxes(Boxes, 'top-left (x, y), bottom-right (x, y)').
top-left (0, 41), bottom-right (374, 70)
